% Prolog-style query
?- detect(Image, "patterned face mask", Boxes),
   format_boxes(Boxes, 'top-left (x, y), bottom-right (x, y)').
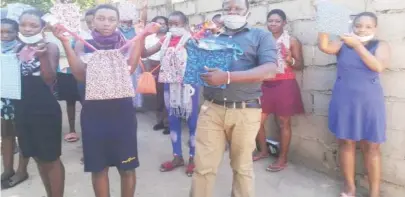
top-left (158, 32), bottom-right (191, 84)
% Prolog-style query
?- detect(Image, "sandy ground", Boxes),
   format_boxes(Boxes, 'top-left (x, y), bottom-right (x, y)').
top-left (1, 105), bottom-right (346, 197)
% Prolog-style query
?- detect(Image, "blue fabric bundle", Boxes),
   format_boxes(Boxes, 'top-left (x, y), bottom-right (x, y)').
top-left (184, 38), bottom-right (243, 89)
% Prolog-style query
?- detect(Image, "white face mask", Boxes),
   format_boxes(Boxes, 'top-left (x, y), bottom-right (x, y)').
top-left (221, 12), bottom-right (249, 30)
top-left (169, 27), bottom-right (187, 36)
top-left (352, 33), bottom-right (375, 42)
top-left (18, 32), bottom-right (44, 44)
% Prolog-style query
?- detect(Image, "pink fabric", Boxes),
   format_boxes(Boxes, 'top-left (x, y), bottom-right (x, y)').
top-left (81, 50), bottom-right (134, 100)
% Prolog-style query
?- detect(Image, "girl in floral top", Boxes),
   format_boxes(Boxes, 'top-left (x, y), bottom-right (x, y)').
top-left (143, 11), bottom-right (199, 177)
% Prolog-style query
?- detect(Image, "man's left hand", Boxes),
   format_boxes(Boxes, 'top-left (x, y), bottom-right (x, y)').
top-left (200, 66), bottom-right (228, 86)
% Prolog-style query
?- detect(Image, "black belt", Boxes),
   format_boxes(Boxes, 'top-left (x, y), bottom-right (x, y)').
top-left (210, 99), bottom-right (261, 109)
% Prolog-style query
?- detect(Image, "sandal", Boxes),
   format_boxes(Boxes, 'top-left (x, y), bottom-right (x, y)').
top-left (1, 173), bottom-right (29, 189)
top-left (185, 163), bottom-right (195, 177)
top-left (252, 151), bottom-right (269, 161)
top-left (340, 193), bottom-right (355, 197)
top-left (160, 158), bottom-right (184, 172)
top-left (64, 132), bottom-right (79, 143)
top-left (185, 158), bottom-right (195, 177)
top-left (266, 163), bottom-right (288, 172)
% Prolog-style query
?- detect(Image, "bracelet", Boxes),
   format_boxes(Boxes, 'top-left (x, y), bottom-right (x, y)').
top-left (226, 71), bottom-right (231, 85)
top-left (291, 58), bottom-right (296, 66)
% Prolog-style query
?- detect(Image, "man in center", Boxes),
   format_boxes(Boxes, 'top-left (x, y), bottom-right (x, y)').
top-left (191, 0), bottom-right (278, 197)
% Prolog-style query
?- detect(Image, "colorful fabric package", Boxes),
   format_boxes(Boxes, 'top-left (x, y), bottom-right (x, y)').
top-left (183, 38), bottom-right (243, 88)
top-left (81, 50), bottom-right (135, 100)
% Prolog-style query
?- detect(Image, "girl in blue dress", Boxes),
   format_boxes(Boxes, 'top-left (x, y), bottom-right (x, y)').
top-left (318, 12), bottom-right (391, 197)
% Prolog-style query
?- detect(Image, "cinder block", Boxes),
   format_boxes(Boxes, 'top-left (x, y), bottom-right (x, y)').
top-left (289, 135), bottom-right (339, 174)
top-left (313, 47), bottom-right (336, 66)
top-left (292, 115), bottom-right (335, 143)
top-left (247, 6), bottom-right (268, 25)
top-left (331, 0), bottom-right (371, 12)
top-left (149, 0), bottom-right (167, 7)
top-left (389, 41), bottom-right (405, 69)
top-left (171, 0), bottom-right (187, 3)
top-left (381, 129), bottom-right (405, 160)
top-left (303, 67), bottom-right (337, 91)
top-left (381, 156), bottom-right (405, 187)
top-left (291, 20), bottom-right (318, 45)
top-left (197, 0), bottom-right (222, 13)
top-left (372, 0), bottom-right (405, 11)
top-left (147, 8), bottom-right (158, 19)
top-left (301, 91), bottom-right (313, 113)
top-left (313, 92), bottom-right (331, 116)
top-left (267, 0), bottom-right (314, 21)
top-left (380, 71), bottom-right (405, 99)
top-left (155, 6), bottom-right (169, 17)
top-left (302, 45), bottom-right (337, 67)
top-left (377, 13), bottom-right (405, 42)
top-left (302, 45), bottom-right (315, 66)
top-left (173, 1), bottom-right (196, 15)
top-left (387, 102), bottom-right (405, 131)
top-left (189, 15), bottom-right (204, 25)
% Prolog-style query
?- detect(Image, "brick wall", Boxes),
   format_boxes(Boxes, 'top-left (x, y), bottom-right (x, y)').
top-left (143, 0), bottom-right (405, 196)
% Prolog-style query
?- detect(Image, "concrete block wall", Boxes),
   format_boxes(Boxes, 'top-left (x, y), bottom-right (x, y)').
top-left (141, 0), bottom-right (405, 196)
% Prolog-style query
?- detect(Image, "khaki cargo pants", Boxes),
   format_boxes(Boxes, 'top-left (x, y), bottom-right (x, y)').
top-left (191, 100), bottom-right (261, 197)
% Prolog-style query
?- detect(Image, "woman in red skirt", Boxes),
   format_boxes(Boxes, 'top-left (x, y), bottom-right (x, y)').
top-left (253, 9), bottom-right (304, 172)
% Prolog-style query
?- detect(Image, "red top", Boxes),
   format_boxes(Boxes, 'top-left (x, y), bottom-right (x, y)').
top-left (271, 65), bottom-right (296, 81)
top-left (159, 36), bottom-right (182, 47)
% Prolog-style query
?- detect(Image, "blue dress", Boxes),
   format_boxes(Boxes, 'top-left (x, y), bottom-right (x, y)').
top-left (328, 41), bottom-right (386, 143)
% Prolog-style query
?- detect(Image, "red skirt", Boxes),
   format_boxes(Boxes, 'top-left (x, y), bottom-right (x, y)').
top-left (260, 79), bottom-right (304, 116)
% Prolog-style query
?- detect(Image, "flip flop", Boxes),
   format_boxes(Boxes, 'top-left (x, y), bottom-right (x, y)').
top-left (160, 160), bottom-right (185, 172)
top-left (1, 174), bottom-right (29, 189)
top-left (266, 163), bottom-right (288, 172)
top-left (340, 193), bottom-right (355, 197)
top-left (64, 132), bottom-right (79, 142)
top-left (252, 152), bottom-right (270, 161)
